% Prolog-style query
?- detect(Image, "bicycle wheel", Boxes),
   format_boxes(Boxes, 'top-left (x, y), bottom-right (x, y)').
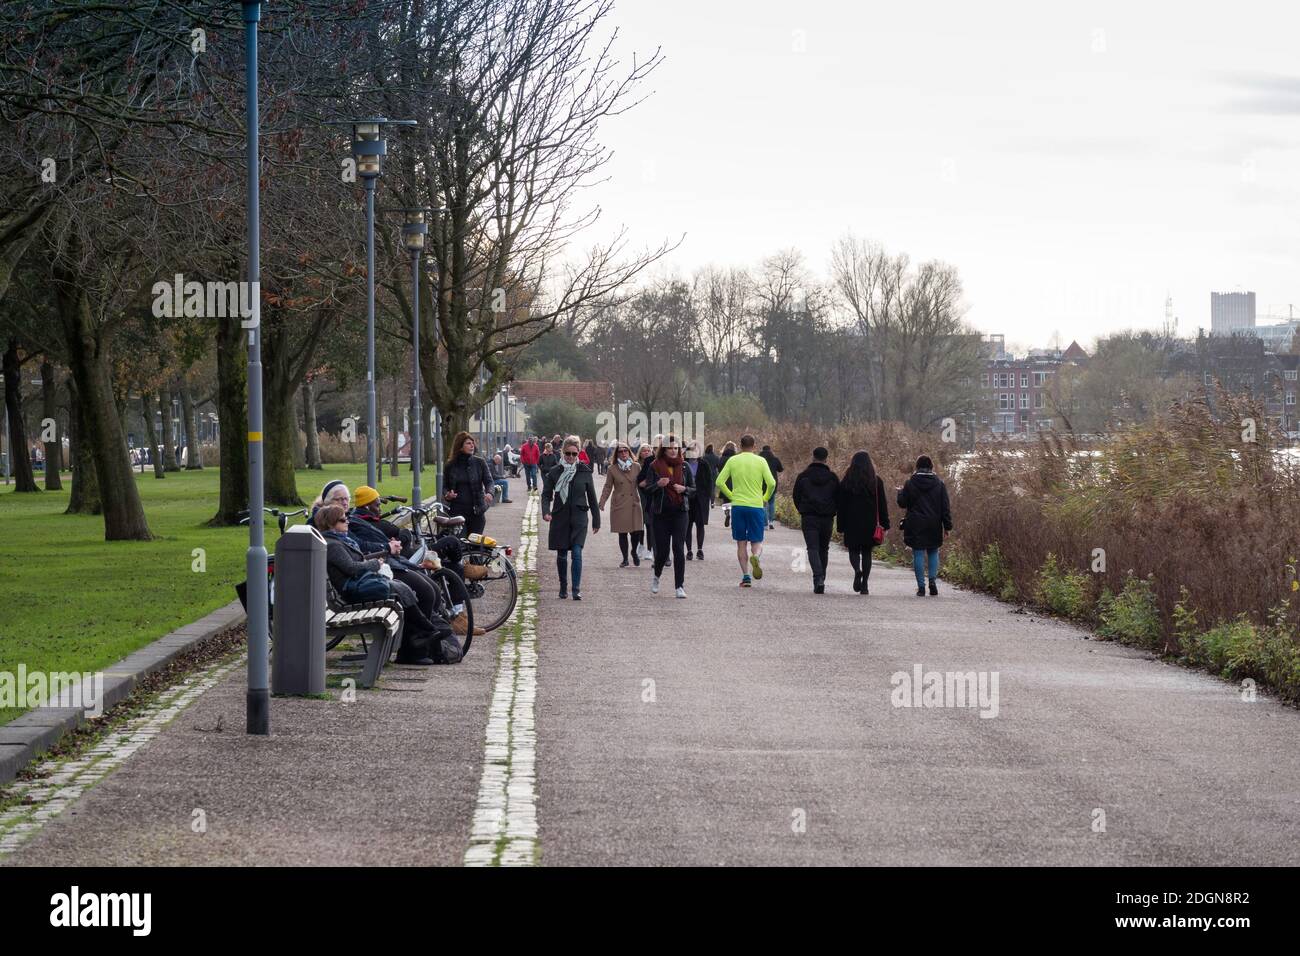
top-left (463, 552), bottom-right (518, 633)
top-left (432, 568), bottom-right (474, 657)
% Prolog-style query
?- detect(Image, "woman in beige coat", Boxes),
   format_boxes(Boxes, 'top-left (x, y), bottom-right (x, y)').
top-left (599, 441), bottom-right (646, 567)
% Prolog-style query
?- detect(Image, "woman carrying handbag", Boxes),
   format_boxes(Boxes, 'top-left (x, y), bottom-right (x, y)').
top-left (834, 450), bottom-right (890, 595)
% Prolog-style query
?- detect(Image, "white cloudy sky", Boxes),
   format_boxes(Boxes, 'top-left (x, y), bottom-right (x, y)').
top-left (582, 0), bottom-right (1300, 351)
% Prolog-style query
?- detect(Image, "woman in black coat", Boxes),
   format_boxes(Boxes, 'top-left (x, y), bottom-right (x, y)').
top-left (539, 441), bottom-right (558, 475)
top-left (541, 436), bottom-right (601, 600)
top-left (443, 431), bottom-right (495, 537)
top-left (834, 450), bottom-right (890, 595)
top-left (896, 454), bottom-right (953, 597)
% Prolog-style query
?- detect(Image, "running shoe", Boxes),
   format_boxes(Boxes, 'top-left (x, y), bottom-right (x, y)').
top-left (750, 554), bottom-right (763, 579)
top-left (740, 574), bottom-right (752, 587)
top-left (675, 587), bottom-right (686, 599)
top-left (651, 576), bottom-right (660, 595)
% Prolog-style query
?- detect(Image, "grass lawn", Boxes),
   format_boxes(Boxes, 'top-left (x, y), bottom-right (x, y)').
top-left (0, 462), bottom-right (419, 725)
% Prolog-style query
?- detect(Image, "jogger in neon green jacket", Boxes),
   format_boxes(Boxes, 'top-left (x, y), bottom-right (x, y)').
top-left (714, 437), bottom-right (776, 585)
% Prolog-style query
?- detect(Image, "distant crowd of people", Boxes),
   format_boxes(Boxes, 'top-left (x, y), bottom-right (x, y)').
top-left (511, 431), bottom-right (953, 601)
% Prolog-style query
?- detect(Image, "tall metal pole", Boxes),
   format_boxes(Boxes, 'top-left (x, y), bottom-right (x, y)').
top-left (242, 0), bottom-right (269, 735)
top-left (410, 247), bottom-right (422, 505)
top-left (364, 177), bottom-right (378, 488)
top-left (431, 269), bottom-right (442, 499)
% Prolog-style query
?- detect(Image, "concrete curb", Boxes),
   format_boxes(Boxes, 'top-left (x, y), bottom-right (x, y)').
top-left (0, 601), bottom-right (246, 786)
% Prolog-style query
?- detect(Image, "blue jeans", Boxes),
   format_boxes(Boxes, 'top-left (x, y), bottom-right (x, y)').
top-left (524, 464), bottom-right (538, 490)
top-left (558, 544), bottom-right (583, 591)
top-left (764, 495), bottom-right (776, 524)
top-left (913, 548), bottom-right (940, 588)
top-left (494, 479), bottom-right (509, 500)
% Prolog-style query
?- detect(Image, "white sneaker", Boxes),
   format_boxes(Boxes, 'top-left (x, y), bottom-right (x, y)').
top-left (651, 576), bottom-right (660, 595)
top-left (675, 587), bottom-right (686, 599)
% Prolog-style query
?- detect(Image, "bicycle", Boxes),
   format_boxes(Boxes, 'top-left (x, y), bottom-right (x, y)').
top-left (235, 506), bottom-right (308, 620)
top-left (388, 502), bottom-right (519, 633)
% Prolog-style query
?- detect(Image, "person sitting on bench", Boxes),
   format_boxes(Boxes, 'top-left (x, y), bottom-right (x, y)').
top-left (490, 454), bottom-right (512, 503)
top-left (315, 504), bottom-right (447, 666)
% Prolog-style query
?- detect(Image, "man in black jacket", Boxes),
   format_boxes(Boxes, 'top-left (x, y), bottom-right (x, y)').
top-left (759, 444), bottom-right (783, 529)
top-left (792, 447), bottom-right (839, 594)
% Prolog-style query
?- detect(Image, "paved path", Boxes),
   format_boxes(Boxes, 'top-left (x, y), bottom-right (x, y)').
top-left (534, 508), bottom-right (1300, 865)
top-left (6, 492), bottom-right (1300, 866)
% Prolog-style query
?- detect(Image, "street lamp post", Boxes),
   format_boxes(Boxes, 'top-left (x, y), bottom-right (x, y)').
top-left (400, 210), bottom-right (428, 504)
top-left (340, 117), bottom-right (415, 487)
top-left (240, 0), bottom-right (268, 735)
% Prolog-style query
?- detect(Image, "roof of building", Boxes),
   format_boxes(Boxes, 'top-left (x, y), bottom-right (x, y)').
top-left (512, 380), bottom-right (614, 410)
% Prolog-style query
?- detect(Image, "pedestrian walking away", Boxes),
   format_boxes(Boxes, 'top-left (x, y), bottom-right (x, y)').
top-left (646, 435), bottom-right (695, 597)
top-left (717, 439), bottom-right (737, 527)
top-left (834, 450), bottom-right (891, 595)
top-left (713, 434), bottom-right (776, 587)
top-left (443, 432), bottom-right (496, 537)
top-left (542, 435), bottom-right (601, 600)
top-left (896, 454), bottom-right (953, 596)
top-left (684, 439), bottom-right (714, 561)
top-left (759, 443), bottom-right (784, 530)
top-left (792, 446), bottom-right (840, 594)
top-left (599, 441), bottom-right (645, 567)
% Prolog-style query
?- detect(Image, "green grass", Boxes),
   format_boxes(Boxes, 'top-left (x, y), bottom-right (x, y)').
top-left (0, 462), bottom-right (415, 725)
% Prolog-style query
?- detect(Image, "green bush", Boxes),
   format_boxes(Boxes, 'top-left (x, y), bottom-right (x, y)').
top-left (978, 542), bottom-right (1014, 594)
top-left (772, 493), bottom-right (801, 529)
top-left (1033, 553), bottom-right (1091, 618)
top-left (1097, 573), bottom-right (1162, 649)
top-left (940, 548), bottom-right (979, 587)
top-left (527, 398), bottom-right (598, 442)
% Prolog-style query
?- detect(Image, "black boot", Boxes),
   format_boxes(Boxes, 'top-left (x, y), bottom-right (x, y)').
top-left (852, 571), bottom-right (862, 593)
top-left (929, 579), bottom-right (938, 596)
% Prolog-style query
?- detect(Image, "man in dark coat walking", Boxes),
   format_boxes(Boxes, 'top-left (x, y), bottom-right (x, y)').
top-left (896, 455), bottom-right (953, 596)
top-left (759, 443), bottom-right (783, 529)
top-left (792, 447), bottom-right (839, 594)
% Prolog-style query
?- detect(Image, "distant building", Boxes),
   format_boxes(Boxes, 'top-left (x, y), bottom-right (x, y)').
top-left (1210, 291), bottom-right (1256, 336)
top-left (971, 339), bottom-right (1088, 437)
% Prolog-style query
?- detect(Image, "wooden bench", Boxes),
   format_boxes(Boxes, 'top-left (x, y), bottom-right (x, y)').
top-left (324, 582), bottom-right (404, 689)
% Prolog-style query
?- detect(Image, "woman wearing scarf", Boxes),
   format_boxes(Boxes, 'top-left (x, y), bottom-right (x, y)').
top-left (598, 441), bottom-right (645, 567)
top-left (443, 431), bottom-right (495, 537)
top-left (683, 440), bottom-right (714, 561)
top-left (647, 435), bottom-right (696, 599)
top-left (541, 435), bottom-right (600, 600)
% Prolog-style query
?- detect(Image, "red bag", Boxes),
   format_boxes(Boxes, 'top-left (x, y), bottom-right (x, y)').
top-left (873, 522), bottom-right (885, 546)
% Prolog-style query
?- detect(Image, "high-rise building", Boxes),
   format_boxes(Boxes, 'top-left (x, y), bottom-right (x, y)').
top-left (1210, 291), bottom-right (1256, 336)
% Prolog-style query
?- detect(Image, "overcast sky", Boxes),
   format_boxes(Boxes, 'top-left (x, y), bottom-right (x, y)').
top-left (584, 0), bottom-right (1300, 352)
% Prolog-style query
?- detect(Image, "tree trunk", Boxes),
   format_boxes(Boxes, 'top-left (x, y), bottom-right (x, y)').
top-left (40, 360), bottom-right (62, 490)
top-left (64, 375), bottom-right (101, 514)
top-left (56, 283), bottom-right (149, 539)
top-left (388, 379), bottom-right (400, 478)
top-left (211, 311), bottom-right (248, 526)
top-left (141, 392), bottom-right (165, 478)
top-left (260, 320), bottom-right (304, 506)
top-left (179, 377), bottom-right (202, 469)
top-left (159, 388), bottom-right (179, 471)
top-left (302, 379), bottom-right (322, 470)
top-left (3, 340), bottom-right (39, 492)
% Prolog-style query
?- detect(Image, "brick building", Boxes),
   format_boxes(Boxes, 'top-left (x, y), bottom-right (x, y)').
top-left (972, 338), bottom-right (1088, 437)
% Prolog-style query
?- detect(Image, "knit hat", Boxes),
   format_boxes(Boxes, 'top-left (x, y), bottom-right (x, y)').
top-left (353, 485), bottom-right (380, 508)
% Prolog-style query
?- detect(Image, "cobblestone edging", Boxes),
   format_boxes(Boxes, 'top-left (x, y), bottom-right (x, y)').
top-left (0, 654), bottom-right (245, 857)
top-left (0, 601), bottom-right (246, 786)
top-left (464, 494), bottom-right (540, 866)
